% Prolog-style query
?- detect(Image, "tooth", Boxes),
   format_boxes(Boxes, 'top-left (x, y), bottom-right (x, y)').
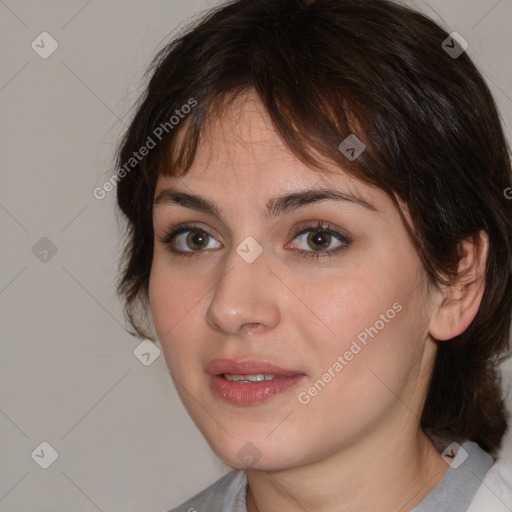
top-left (223, 374), bottom-right (276, 382)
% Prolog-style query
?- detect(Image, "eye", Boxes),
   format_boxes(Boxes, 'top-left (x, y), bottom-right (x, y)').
top-left (157, 222), bottom-right (221, 258)
top-left (286, 220), bottom-right (352, 259)
top-left (157, 220), bottom-right (352, 260)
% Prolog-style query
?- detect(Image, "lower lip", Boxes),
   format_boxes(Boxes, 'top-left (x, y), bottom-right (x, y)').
top-left (211, 374), bottom-right (306, 405)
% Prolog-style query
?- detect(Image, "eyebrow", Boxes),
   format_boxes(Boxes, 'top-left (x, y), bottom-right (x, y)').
top-left (153, 186), bottom-right (378, 220)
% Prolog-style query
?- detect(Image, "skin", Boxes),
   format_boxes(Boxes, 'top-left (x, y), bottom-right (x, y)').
top-left (149, 91), bottom-right (488, 512)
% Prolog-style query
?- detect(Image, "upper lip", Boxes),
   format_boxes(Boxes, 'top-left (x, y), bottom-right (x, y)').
top-left (206, 358), bottom-right (305, 377)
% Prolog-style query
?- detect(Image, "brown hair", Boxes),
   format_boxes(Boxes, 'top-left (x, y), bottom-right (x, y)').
top-left (115, 0), bottom-right (512, 454)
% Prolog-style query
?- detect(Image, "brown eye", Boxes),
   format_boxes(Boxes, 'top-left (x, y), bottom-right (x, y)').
top-left (185, 231), bottom-right (210, 250)
top-left (157, 223), bottom-right (222, 258)
top-left (157, 220), bottom-right (352, 260)
top-left (289, 221), bottom-right (352, 260)
top-left (306, 230), bottom-right (332, 251)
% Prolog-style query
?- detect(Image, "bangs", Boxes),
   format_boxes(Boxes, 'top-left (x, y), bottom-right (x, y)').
top-left (155, 85), bottom-right (373, 189)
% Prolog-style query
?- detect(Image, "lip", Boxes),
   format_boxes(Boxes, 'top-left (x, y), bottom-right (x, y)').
top-left (207, 358), bottom-right (307, 405)
top-left (206, 358), bottom-right (304, 377)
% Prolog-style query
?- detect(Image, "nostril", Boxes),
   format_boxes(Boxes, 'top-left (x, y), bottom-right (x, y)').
top-left (241, 322), bottom-right (262, 334)
top-left (210, 322), bottom-right (222, 332)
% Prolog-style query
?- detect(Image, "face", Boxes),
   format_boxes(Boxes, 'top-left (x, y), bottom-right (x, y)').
top-left (149, 92), bottom-right (438, 471)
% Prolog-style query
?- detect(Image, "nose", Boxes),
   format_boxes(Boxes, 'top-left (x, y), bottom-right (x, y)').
top-left (205, 242), bottom-right (280, 335)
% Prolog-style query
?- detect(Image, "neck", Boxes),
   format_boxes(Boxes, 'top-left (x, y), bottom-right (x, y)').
top-left (245, 425), bottom-right (448, 512)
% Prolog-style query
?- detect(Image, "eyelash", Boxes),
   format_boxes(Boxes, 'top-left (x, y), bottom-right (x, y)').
top-left (157, 220), bottom-right (352, 260)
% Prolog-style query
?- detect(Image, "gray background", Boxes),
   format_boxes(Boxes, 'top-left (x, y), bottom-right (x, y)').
top-left (1, 1), bottom-right (511, 511)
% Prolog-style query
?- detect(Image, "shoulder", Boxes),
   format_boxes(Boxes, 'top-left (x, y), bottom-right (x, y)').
top-left (413, 436), bottom-right (497, 511)
top-left (164, 469), bottom-right (247, 512)
top-left (467, 452), bottom-right (512, 512)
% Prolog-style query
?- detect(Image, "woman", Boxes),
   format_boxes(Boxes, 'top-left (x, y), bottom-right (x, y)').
top-left (115, 0), bottom-right (512, 510)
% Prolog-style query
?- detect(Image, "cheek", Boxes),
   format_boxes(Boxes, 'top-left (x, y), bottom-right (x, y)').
top-left (300, 263), bottom-right (404, 353)
top-left (148, 264), bottom-right (176, 335)
top-left (293, 309), bottom-right (420, 452)
top-left (148, 259), bottom-right (205, 362)
top-left (296, 256), bottom-right (424, 400)
top-left (149, 256), bottom-right (199, 327)
top-left (304, 241), bottom-right (406, 333)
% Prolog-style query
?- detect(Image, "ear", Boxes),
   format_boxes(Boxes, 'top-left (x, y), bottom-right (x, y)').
top-left (429, 230), bottom-right (489, 341)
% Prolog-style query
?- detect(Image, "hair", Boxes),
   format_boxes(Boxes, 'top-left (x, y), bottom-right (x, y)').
top-left (115, 0), bottom-right (512, 454)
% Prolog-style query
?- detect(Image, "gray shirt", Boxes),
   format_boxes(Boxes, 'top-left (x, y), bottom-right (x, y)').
top-left (166, 439), bottom-right (494, 512)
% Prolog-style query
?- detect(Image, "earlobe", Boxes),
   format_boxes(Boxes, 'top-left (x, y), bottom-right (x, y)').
top-left (429, 231), bottom-right (489, 342)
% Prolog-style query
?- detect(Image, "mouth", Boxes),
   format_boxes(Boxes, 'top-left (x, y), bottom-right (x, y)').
top-left (207, 359), bottom-right (307, 405)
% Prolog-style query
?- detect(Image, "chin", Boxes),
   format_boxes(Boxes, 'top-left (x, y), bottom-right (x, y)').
top-left (205, 433), bottom-right (303, 471)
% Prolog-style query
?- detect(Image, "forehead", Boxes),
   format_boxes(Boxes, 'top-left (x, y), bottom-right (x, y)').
top-left (153, 91), bottom-right (402, 228)
top-left (159, 91), bottom-right (360, 194)
top-left (193, 93), bottom-right (305, 180)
